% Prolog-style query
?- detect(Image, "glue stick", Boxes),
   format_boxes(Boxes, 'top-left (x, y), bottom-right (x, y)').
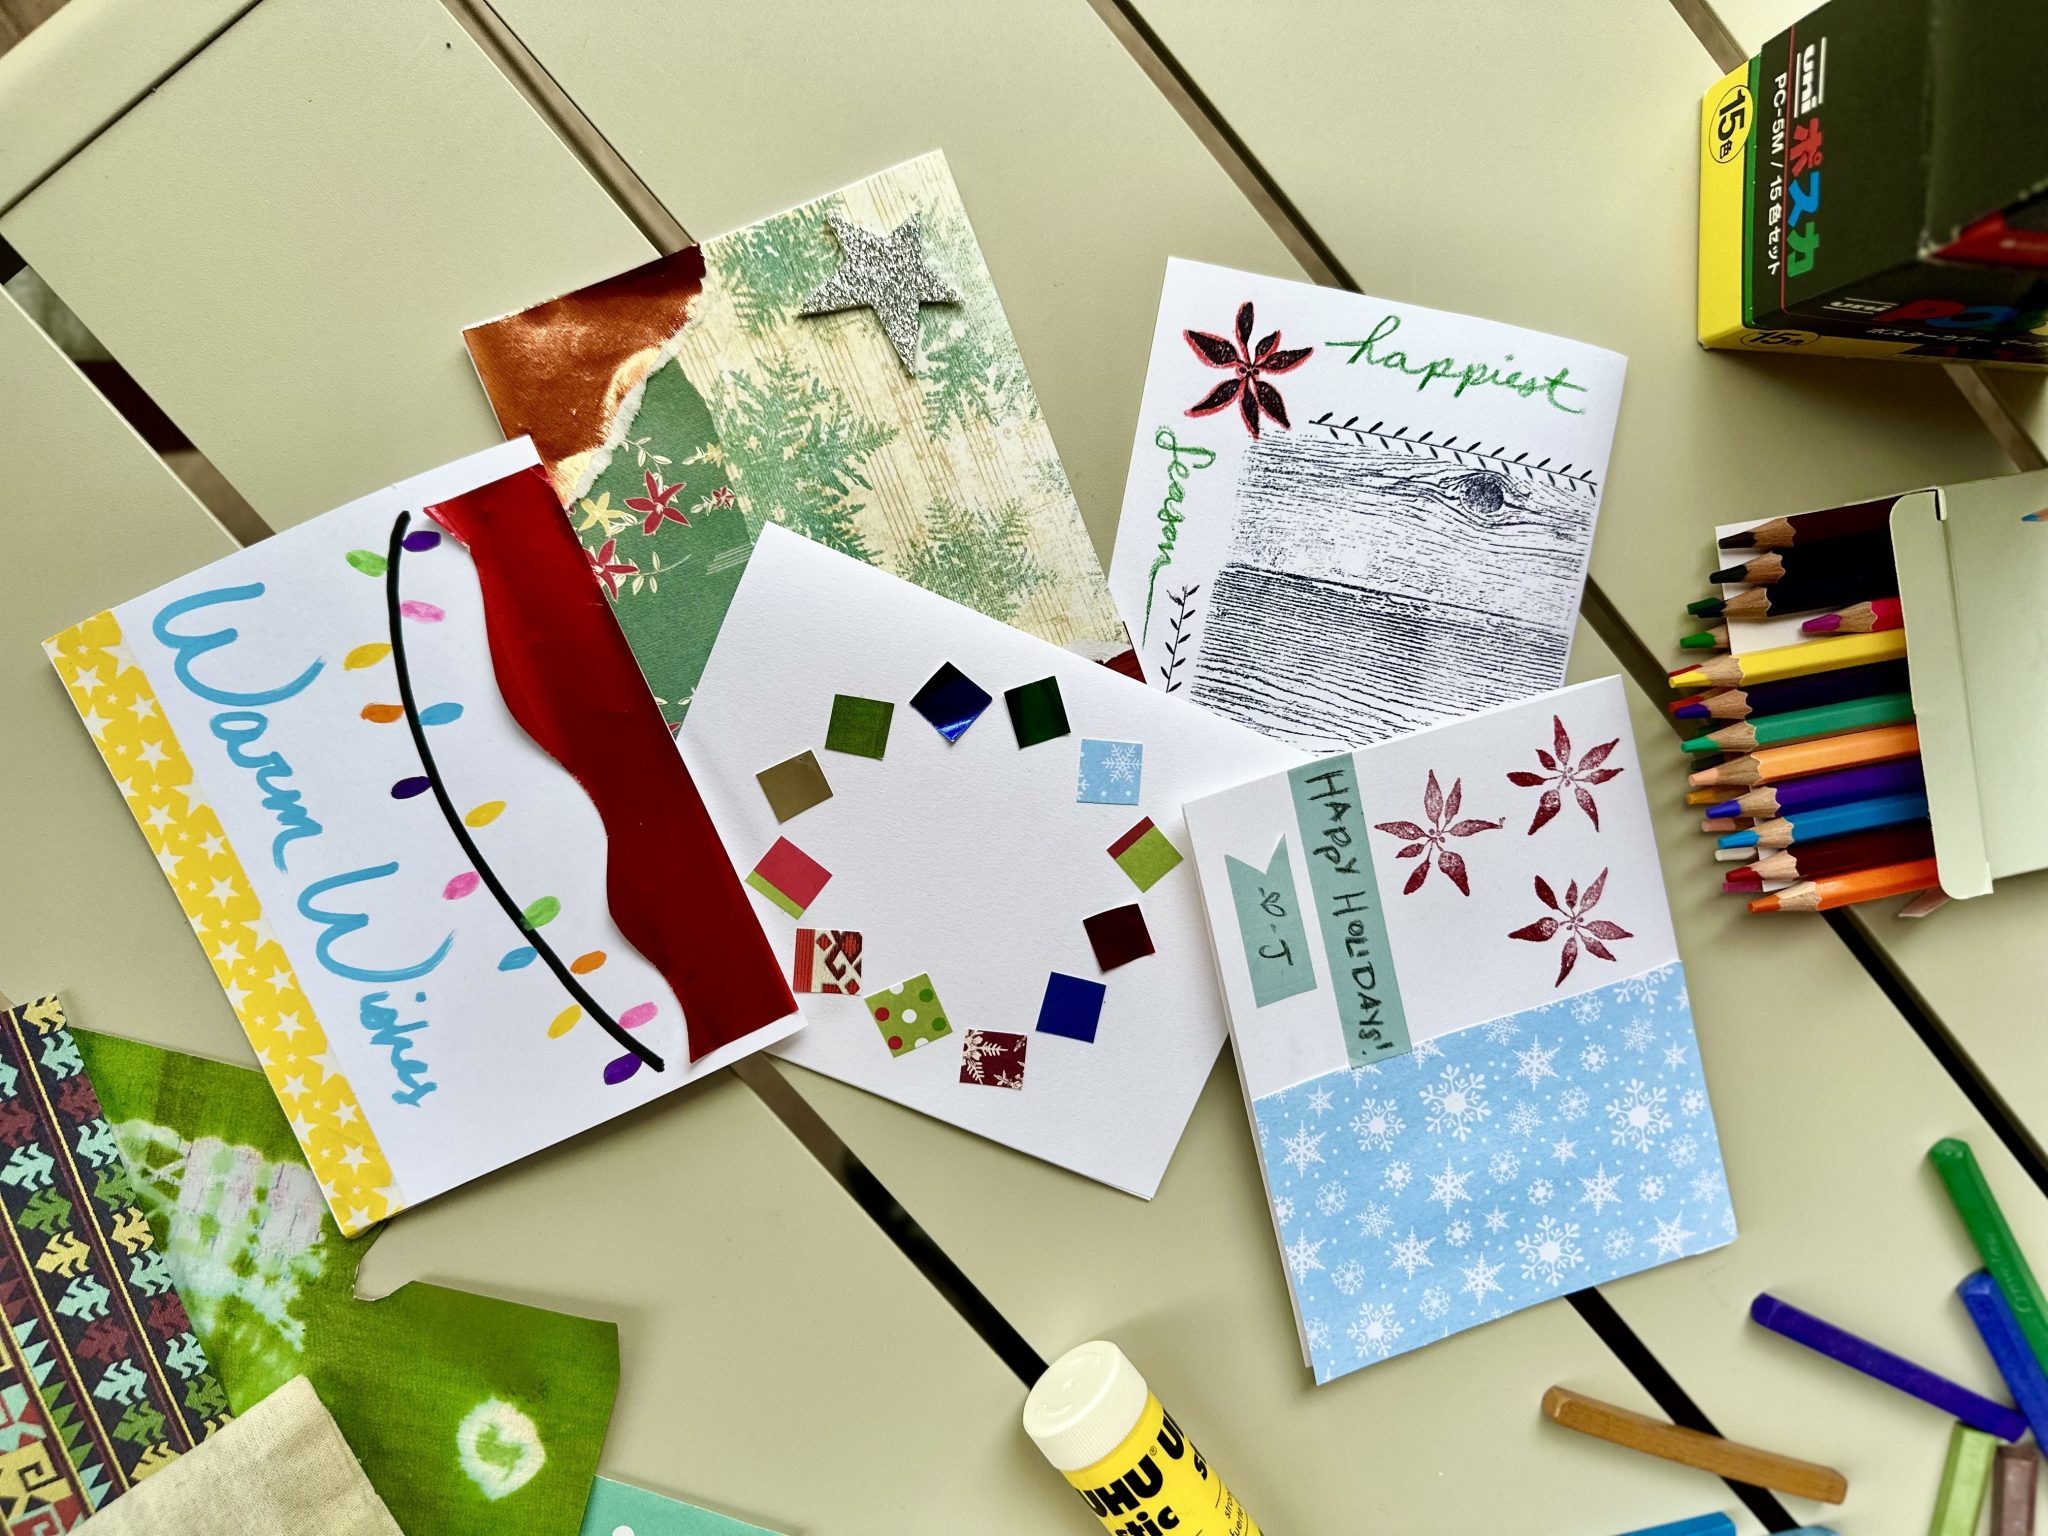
top-left (1023, 1341), bottom-right (1261, 1536)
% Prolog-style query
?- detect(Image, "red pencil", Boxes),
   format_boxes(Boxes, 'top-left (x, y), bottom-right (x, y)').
top-left (1802, 597), bottom-right (1904, 636)
top-left (1747, 824), bottom-right (1935, 884)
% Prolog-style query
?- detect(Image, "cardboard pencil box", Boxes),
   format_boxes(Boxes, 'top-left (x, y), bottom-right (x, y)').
top-left (1718, 469), bottom-right (2048, 901)
top-left (1698, 0), bottom-right (2048, 365)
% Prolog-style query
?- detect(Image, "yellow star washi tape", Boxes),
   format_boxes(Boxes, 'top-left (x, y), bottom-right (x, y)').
top-left (46, 611), bottom-right (401, 1235)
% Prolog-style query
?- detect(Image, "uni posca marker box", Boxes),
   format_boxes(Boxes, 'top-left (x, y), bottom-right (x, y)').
top-left (1183, 677), bottom-right (1734, 1382)
top-left (1698, 0), bottom-right (2048, 364)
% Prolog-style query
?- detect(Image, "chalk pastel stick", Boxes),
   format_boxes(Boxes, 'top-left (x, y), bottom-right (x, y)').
top-left (1929, 1423), bottom-right (1997, 1536)
top-left (1957, 1272), bottom-right (2048, 1448)
top-left (1930, 1138), bottom-right (2048, 1378)
top-left (1994, 1443), bottom-right (2036, 1536)
top-left (1541, 1386), bottom-right (1848, 1502)
top-left (1615, 1517), bottom-right (1734, 1536)
top-left (1748, 1294), bottom-right (2026, 1440)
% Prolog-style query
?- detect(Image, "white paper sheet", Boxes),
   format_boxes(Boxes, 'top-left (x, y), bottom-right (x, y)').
top-left (679, 527), bottom-right (1305, 1196)
top-left (1109, 259), bottom-right (1626, 752)
top-left (55, 442), bottom-right (801, 1228)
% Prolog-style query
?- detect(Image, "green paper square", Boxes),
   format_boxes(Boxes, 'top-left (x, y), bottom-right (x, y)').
top-left (1112, 823), bottom-right (1183, 892)
top-left (756, 751), bottom-right (833, 822)
top-left (826, 694), bottom-right (894, 759)
top-left (1005, 676), bottom-right (1070, 748)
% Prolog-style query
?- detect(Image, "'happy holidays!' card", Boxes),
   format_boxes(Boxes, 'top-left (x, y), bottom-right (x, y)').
top-left (1183, 678), bottom-right (1733, 1381)
top-left (1110, 259), bottom-right (1626, 752)
top-left (46, 442), bottom-right (800, 1233)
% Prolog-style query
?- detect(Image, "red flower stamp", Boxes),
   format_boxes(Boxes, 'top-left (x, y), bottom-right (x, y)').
top-left (585, 538), bottom-right (639, 599)
top-left (1373, 771), bottom-right (1502, 895)
top-left (1508, 870), bottom-right (1632, 986)
top-left (1184, 301), bottom-right (1312, 439)
top-left (626, 470), bottom-right (689, 534)
top-left (1508, 716), bottom-right (1623, 833)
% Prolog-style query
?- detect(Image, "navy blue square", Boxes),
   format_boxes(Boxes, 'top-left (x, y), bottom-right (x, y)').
top-left (1035, 971), bottom-right (1107, 1044)
top-left (911, 662), bottom-right (993, 743)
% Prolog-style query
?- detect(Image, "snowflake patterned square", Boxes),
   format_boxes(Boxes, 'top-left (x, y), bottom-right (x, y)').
top-left (959, 1029), bottom-right (1028, 1090)
top-left (1250, 963), bottom-right (1734, 1384)
top-left (793, 928), bottom-right (863, 995)
top-left (867, 973), bottom-right (952, 1057)
top-left (1076, 739), bottom-right (1144, 805)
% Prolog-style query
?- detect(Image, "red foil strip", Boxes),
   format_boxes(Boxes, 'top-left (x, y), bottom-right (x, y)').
top-left (427, 465), bottom-right (795, 1062)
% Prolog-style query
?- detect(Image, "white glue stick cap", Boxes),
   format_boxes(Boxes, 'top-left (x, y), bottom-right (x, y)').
top-left (1024, 1340), bottom-right (1149, 1473)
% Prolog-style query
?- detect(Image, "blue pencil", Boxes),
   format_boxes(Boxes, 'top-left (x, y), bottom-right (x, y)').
top-left (1717, 793), bottom-right (1930, 851)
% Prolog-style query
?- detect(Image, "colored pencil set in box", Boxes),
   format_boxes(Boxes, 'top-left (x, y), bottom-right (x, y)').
top-left (1673, 471), bottom-right (2048, 914)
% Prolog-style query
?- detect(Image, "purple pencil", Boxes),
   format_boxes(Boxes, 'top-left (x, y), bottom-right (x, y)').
top-left (1751, 1293), bottom-right (2027, 1440)
top-left (1707, 757), bottom-right (1926, 820)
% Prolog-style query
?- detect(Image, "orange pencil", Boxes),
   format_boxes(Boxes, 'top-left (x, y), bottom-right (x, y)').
top-left (1687, 725), bottom-right (1920, 789)
top-left (1748, 857), bottom-right (1943, 913)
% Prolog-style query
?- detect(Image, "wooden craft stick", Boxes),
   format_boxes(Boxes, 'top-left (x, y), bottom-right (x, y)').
top-left (1539, 1386), bottom-right (1848, 1503)
top-left (1994, 1443), bottom-right (2036, 1536)
top-left (1929, 1422), bottom-right (1996, 1536)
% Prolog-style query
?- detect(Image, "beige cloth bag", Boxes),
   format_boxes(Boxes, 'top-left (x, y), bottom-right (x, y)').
top-left (77, 1376), bottom-right (403, 1535)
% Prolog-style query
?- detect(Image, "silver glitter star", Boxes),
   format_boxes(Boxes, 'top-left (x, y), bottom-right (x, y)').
top-left (797, 210), bottom-right (960, 374)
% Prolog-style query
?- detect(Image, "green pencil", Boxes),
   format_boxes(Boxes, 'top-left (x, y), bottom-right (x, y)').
top-left (1681, 692), bottom-right (1914, 754)
top-left (1930, 1138), bottom-right (2048, 1377)
top-left (1687, 596), bottom-right (1727, 617)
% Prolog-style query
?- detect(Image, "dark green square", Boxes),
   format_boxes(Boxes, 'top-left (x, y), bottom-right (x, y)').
top-left (1005, 676), bottom-right (1070, 749)
top-left (826, 694), bottom-right (895, 760)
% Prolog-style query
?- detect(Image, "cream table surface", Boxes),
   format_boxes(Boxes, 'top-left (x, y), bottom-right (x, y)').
top-left (2, 0), bottom-right (2045, 1531)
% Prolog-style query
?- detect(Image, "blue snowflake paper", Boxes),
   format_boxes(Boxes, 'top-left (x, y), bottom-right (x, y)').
top-left (1077, 738), bottom-right (1144, 805)
top-left (1254, 963), bottom-right (1734, 1383)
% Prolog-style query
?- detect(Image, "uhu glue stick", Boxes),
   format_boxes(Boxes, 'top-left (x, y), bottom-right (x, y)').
top-left (1023, 1341), bottom-right (1261, 1536)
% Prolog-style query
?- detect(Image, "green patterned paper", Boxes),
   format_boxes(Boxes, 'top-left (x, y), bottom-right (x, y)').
top-left (74, 1028), bottom-right (618, 1536)
top-left (564, 153), bottom-right (1125, 725)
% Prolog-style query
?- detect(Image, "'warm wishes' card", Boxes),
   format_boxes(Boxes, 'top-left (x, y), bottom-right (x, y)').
top-left (1183, 677), bottom-right (1732, 1381)
top-left (47, 442), bottom-right (799, 1233)
top-left (678, 527), bottom-right (1303, 1196)
top-left (1111, 259), bottom-right (1627, 752)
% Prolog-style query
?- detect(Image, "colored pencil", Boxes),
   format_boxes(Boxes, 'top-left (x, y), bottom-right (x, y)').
top-left (1679, 623), bottom-right (1728, 651)
top-left (1717, 792), bottom-right (1930, 849)
top-left (1929, 1138), bottom-right (2048, 1379)
top-left (1681, 693), bottom-right (1913, 753)
top-left (1709, 529), bottom-right (1894, 583)
top-left (1671, 659), bottom-right (1912, 720)
top-left (1722, 872), bottom-right (1792, 895)
top-left (1747, 824), bottom-right (1935, 883)
top-left (1669, 629), bottom-right (1907, 689)
top-left (1749, 1293), bottom-right (2027, 1440)
top-left (1720, 567), bottom-right (1900, 620)
top-left (1615, 1517), bottom-right (1736, 1536)
top-left (1686, 596), bottom-right (1726, 617)
top-left (1719, 497), bottom-right (1895, 550)
top-left (1802, 597), bottom-right (1903, 635)
top-left (1701, 816), bottom-right (1753, 833)
top-left (1687, 725), bottom-right (1920, 788)
top-left (1706, 757), bottom-right (1926, 818)
top-left (1685, 788), bottom-right (1723, 806)
top-left (2026, 509), bottom-right (2045, 524)
top-left (1714, 846), bottom-right (1755, 862)
top-left (1746, 856), bottom-right (1941, 912)
top-left (1540, 1386), bottom-right (1847, 1502)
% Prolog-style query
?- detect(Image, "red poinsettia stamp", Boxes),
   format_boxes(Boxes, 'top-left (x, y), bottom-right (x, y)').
top-left (1372, 771), bottom-right (1502, 895)
top-left (1508, 716), bottom-right (1623, 833)
top-left (1184, 301), bottom-right (1312, 439)
top-left (1508, 870), bottom-right (1632, 985)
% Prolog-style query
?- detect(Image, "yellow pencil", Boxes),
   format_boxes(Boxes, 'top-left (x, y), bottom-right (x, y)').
top-left (1669, 628), bottom-right (1907, 689)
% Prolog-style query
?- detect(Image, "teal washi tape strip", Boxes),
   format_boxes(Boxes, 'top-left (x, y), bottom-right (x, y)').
top-left (1225, 838), bottom-right (1317, 1007)
top-left (1288, 755), bottom-right (1409, 1063)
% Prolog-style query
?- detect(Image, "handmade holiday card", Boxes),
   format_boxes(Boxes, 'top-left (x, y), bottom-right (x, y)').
top-left (677, 527), bottom-right (1304, 1196)
top-left (465, 151), bottom-right (1128, 731)
top-left (46, 442), bottom-right (800, 1234)
top-left (1110, 259), bottom-right (1627, 751)
top-left (1182, 677), bottom-right (1733, 1381)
